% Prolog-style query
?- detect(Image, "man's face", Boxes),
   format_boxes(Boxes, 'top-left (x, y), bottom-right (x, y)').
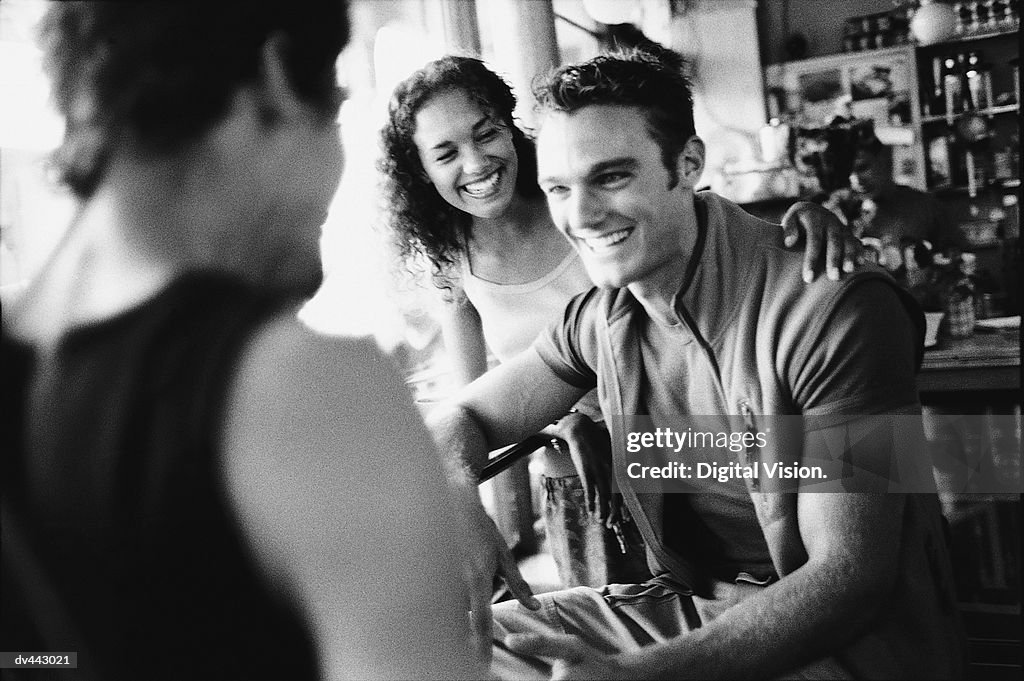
top-left (849, 148), bottom-right (888, 195)
top-left (536, 104), bottom-right (699, 291)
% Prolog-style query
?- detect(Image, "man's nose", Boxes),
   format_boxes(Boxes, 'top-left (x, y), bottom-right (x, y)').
top-left (566, 188), bottom-right (606, 232)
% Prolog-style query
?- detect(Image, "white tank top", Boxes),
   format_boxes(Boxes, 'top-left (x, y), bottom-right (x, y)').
top-left (461, 250), bottom-right (592, 363)
top-left (461, 250), bottom-right (601, 417)
top-left (462, 249), bottom-right (602, 413)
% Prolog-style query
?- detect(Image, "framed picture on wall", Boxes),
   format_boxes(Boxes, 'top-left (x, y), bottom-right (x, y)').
top-left (797, 68), bottom-right (844, 125)
top-left (765, 45), bottom-right (926, 190)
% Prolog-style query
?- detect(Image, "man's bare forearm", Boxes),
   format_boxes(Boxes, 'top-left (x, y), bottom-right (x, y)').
top-left (627, 552), bottom-right (887, 678)
top-left (425, 403), bottom-right (492, 487)
top-left (623, 491), bottom-right (904, 679)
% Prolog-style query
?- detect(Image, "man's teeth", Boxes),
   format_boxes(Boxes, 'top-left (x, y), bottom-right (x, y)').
top-left (584, 228), bottom-right (631, 251)
top-left (463, 170), bottom-right (501, 196)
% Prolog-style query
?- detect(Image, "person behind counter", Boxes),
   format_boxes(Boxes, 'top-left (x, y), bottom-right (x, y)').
top-left (1, 3), bottom-right (480, 679)
top-left (380, 53), bottom-right (862, 592)
top-left (847, 134), bottom-right (956, 266)
top-left (428, 48), bottom-right (966, 679)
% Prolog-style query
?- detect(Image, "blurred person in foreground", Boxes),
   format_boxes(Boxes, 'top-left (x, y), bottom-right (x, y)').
top-left (428, 49), bottom-right (965, 679)
top-left (0, 3), bottom-right (479, 679)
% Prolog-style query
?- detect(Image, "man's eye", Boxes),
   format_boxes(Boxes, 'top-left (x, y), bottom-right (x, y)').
top-left (543, 185), bottom-right (569, 198)
top-left (477, 129), bottom-right (499, 142)
top-left (597, 172), bottom-right (629, 187)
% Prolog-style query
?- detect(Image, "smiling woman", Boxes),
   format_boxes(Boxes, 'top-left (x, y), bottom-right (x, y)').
top-left (412, 88), bottom-right (521, 220)
top-left (379, 55), bottom-right (652, 591)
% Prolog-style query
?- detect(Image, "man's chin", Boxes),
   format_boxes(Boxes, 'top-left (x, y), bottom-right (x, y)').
top-left (584, 265), bottom-right (631, 290)
top-left (289, 270), bottom-right (324, 300)
top-left (287, 268), bottom-right (324, 300)
top-left (263, 258), bottom-right (324, 300)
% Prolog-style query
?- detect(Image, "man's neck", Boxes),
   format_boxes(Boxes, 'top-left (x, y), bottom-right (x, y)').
top-left (627, 194), bottom-right (704, 327)
top-left (8, 150), bottom-right (245, 347)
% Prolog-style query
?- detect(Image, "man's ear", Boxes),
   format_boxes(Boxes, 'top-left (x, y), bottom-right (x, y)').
top-left (256, 32), bottom-right (303, 125)
top-left (676, 136), bottom-right (705, 188)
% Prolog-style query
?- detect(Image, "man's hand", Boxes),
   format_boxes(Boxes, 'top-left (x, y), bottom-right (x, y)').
top-left (542, 413), bottom-right (619, 525)
top-left (451, 485), bottom-right (541, 665)
top-left (780, 200), bottom-right (863, 283)
top-left (505, 633), bottom-right (631, 680)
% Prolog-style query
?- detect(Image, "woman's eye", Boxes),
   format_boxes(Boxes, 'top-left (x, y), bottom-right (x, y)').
top-left (476, 129), bottom-right (499, 143)
top-left (435, 150), bottom-right (455, 163)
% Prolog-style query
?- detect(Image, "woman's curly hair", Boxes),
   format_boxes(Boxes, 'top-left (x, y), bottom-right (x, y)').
top-left (378, 56), bottom-right (541, 293)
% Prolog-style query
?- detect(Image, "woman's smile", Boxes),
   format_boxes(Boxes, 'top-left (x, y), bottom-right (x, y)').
top-left (413, 88), bottom-right (519, 219)
top-left (461, 167), bottom-right (504, 199)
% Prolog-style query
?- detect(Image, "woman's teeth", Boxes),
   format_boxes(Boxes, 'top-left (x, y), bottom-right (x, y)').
top-left (463, 170), bottom-right (501, 197)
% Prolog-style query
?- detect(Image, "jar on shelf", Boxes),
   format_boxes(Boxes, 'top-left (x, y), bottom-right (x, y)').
top-left (944, 287), bottom-right (976, 337)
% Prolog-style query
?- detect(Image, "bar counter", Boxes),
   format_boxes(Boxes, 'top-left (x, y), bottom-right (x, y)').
top-left (918, 328), bottom-right (1021, 393)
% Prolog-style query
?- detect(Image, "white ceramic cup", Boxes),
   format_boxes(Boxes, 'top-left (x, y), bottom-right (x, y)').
top-left (924, 311), bottom-right (944, 347)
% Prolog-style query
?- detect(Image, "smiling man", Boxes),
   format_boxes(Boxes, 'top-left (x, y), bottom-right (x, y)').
top-left (428, 50), bottom-right (965, 679)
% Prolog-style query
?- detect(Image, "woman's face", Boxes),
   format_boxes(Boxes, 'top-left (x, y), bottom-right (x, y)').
top-left (412, 88), bottom-right (519, 220)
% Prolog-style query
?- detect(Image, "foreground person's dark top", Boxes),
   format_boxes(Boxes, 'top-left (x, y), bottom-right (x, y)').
top-left (2, 274), bottom-right (318, 681)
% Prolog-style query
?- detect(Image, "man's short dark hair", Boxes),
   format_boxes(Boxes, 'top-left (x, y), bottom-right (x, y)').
top-left (532, 47), bottom-right (695, 187)
top-left (40, 2), bottom-right (350, 199)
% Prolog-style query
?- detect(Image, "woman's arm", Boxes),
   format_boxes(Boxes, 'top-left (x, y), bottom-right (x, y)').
top-left (441, 288), bottom-right (488, 388)
top-left (221, 313), bottom-right (481, 680)
top-left (781, 200), bottom-right (863, 283)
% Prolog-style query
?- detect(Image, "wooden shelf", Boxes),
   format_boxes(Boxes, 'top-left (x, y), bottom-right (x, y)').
top-left (931, 177), bottom-right (1022, 197)
top-left (921, 104), bottom-right (1021, 124)
top-left (917, 25), bottom-right (1022, 48)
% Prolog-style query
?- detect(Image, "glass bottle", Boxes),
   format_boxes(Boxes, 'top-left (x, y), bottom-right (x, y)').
top-left (943, 55), bottom-right (963, 124)
top-left (944, 252), bottom-right (978, 337)
top-left (966, 51), bottom-right (985, 109)
top-left (953, 1), bottom-right (967, 32)
top-left (958, 52), bottom-right (975, 110)
top-left (929, 56), bottom-right (946, 117)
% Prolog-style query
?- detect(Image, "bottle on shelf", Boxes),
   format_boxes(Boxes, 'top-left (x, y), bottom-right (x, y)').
top-left (985, 0), bottom-right (1002, 29)
top-left (964, 146), bottom-right (984, 196)
top-left (943, 55), bottom-right (964, 124)
top-left (1011, 57), bottom-right (1020, 105)
top-left (953, 1), bottom-right (968, 34)
top-left (1005, 0), bottom-right (1021, 28)
top-left (928, 133), bottom-right (954, 186)
top-left (980, 61), bottom-right (995, 111)
top-left (976, 0), bottom-right (991, 27)
top-left (926, 57), bottom-right (940, 116)
top-left (944, 252), bottom-right (979, 338)
top-left (965, 1), bottom-right (980, 33)
top-left (958, 52), bottom-right (976, 110)
top-left (928, 55), bottom-right (947, 117)
top-left (965, 51), bottom-right (987, 109)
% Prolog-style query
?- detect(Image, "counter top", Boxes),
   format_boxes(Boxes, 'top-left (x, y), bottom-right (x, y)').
top-left (919, 329), bottom-right (1020, 393)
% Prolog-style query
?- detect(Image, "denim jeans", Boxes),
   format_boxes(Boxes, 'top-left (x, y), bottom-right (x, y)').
top-left (541, 473), bottom-right (651, 588)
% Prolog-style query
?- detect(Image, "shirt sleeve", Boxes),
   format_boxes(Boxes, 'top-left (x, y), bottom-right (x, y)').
top-left (789, 279), bottom-right (920, 417)
top-left (531, 288), bottom-right (600, 390)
